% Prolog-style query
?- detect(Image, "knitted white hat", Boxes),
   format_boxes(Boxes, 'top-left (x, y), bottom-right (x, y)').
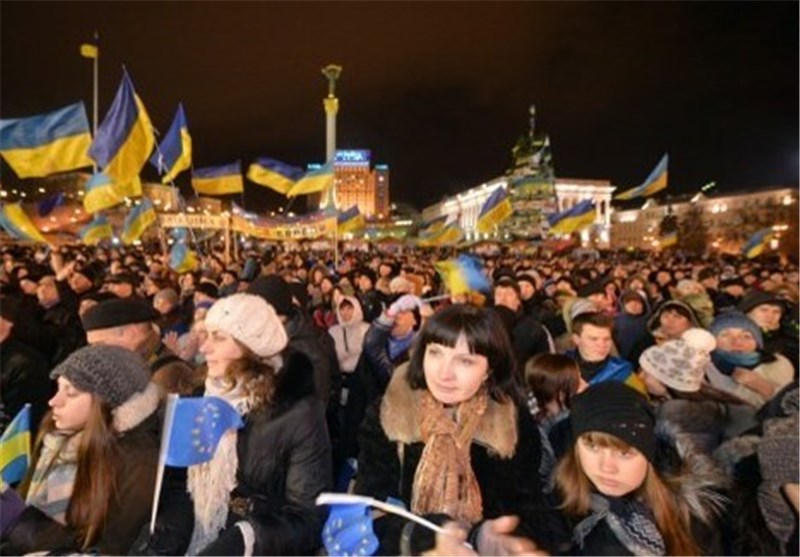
top-left (681, 327), bottom-right (717, 355)
top-left (639, 338), bottom-right (709, 393)
top-left (205, 293), bottom-right (288, 359)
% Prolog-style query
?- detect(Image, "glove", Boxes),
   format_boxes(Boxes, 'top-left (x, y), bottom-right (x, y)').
top-left (0, 487), bottom-right (26, 536)
top-left (388, 294), bottom-right (421, 316)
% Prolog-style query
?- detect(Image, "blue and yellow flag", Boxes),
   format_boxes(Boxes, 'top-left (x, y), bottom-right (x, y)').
top-left (163, 396), bottom-right (243, 466)
top-left (247, 157), bottom-right (304, 195)
top-left (1, 404), bottom-right (31, 485)
top-left (743, 228), bottom-right (773, 259)
top-left (434, 254), bottom-right (491, 295)
top-left (37, 192), bottom-right (65, 217)
top-left (615, 154), bottom-right (669, 200)
top-left (169, 242), bottom-right (198, 273)
top-left (0, 203), bottom-right (49, 244)
top-left (79, 214), bottom-right (113, 245)
top-left (150, 103), bottom-right (192, 184)
top-left (192, 162), bottom-right (243, 195)
top-left (475, 187), bottom-right (513, 234)
top-left (659, 230), bottom-right (678, 248)
top-left (548, 199), bottom-right (596, 235)
top-left (0, 102), bottom-right (92, 178)
top-left (287, 160), bottom-right (335, 197)
top-left (337, 205), bottom-right (366, 234)
top-left (88, 69), bottom-right (155, 184)
top-left (121, 199), bottom-right (157, 245)
top-left (418, 221), bottom-right (464, 247)
top-left (84, 172), bottom-right (122, 213)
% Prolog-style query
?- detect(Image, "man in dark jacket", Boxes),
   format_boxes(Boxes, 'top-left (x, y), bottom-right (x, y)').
top-left (36, 274), bottom-right (85, 366)
top-left (491, 277), bottom-right (553, 369)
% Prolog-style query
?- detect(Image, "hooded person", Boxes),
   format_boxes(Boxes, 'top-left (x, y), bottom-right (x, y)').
top-left (139, 293), bottom-right (331, 556)
top-left (554, 382), bottom-right (728, 556)
top-left (0, 345), bottom-right (162, 555)
top-left (626, 298), bottom-right (701, 367)
top-left (613, 289), bottom-right (651, 361)
top-left (738, 289), bottom-right (799, 373)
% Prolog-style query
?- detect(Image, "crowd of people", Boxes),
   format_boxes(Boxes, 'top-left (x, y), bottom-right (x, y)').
top-left (0, 240), bottom-right (797, 556)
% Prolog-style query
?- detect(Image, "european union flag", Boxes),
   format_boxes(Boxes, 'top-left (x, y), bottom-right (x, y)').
top-left (164, 396), bottom-right (244, 467)
top-left (1, 404), bottom-right (31, 485)
top-left (322, 502), bottom-right (379, 557)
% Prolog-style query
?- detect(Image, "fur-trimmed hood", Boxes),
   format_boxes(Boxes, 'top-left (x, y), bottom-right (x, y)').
top-left (112, 381), bottom-right (162, 433)
top-left (380, 363), bottom-right (518, 459)
top-left (653, 419), bottom-right (730, 524)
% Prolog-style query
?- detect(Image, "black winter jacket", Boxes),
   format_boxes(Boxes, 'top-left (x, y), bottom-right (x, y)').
top-left (142, 353), bottom-right (332, 556)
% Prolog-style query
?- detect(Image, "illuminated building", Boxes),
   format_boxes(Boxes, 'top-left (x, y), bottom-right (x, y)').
top-left (309, 149), bottom-right (390, 218)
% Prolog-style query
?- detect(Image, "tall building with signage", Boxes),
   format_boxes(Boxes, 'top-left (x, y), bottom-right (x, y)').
top-left (308, 149), bottom-right (390, 218)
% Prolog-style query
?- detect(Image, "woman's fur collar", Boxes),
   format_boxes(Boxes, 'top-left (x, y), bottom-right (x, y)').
top-left (112, 382), bottom-right (161, 433)
top-left (380, 363), bottom-right (518, 458)
top-left (654, 419), bottom-right (730, 524)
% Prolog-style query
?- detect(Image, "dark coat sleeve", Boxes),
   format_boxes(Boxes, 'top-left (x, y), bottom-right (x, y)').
top-left (362, 316), bottom-right (395, 394)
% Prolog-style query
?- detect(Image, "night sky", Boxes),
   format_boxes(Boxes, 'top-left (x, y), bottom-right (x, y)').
top-left (1, 2), bottom-right (798, 213)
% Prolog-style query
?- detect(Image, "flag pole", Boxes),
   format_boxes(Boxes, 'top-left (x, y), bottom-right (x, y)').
top-left (92, 31), bottom-right (99, 141)
top-left (150, 393), bottom-right (178, 534)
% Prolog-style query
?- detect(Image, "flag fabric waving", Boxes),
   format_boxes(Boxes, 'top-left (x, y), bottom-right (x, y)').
top-left (247, 157), bottom-right (304, 195)
top-left (742, 228), bottom-right (773, 259)
top-left (434, 254), bottom-right (491, 295)
top-left (287, 161), bottom-right (335, 197)
top-left (547, 199), bottom-right (596, 235)
top-left (79, 214), bottom-right (113, 246)
top-left (475, 186), bottom-right (513, 234)
top-left (150, 103), bottom-right (192, 184)
top-left (659, 230), bottom-right (678, 248)
top-left (83, 172), bottom-right (123, 213)
top-left (418, 221), bottom-right (464, 247)
top-left (121, 199), bottom-right (157, 245)
top-left (37, 192), bottom-right (65, 217)
top-left (163, 396), bottom-right (243, 467)
top-left (0, 102), bottom-right (93, 178)
top-left (192, 162), bottom-right (244, 195)
top-left (419, 214), bottom-right (448, 237)
top-left (169, 242), bottom-right (198, 273)
top-left (0, 404), bottom-right (31, 485)
top-left (322, 501), bottom-right (379, 556)
top-left (0, 203), bottom-right (49, 244)
top-left (88, 69), bottom-right (155, 184)
top-left (80, 43), bottom-right (98, 59)
top-left (615, 153), bottom-right (669, 201)
top-left (337, 205), bottom-right (366, 234)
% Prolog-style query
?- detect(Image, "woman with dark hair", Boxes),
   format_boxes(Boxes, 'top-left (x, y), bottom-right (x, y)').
top-left (1, 345), bottom-right (162, 555)
top-left (355, 304), bottom-right (566, 555)
top-left (141, 293), bottom-right (331, 555)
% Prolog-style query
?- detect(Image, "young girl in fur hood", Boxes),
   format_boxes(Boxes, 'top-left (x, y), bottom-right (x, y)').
top-left (555, 381), bottom-right (728, 555)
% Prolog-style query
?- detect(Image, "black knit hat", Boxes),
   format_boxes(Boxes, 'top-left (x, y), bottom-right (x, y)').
top-left (81, 298), bottom-right (159, 331)
top-left (247, 275), bottom-right (294, 316)
top-left (737, 290), bottom-right (785, 315)
top-left (50, 345), bottom-right (150, 408)
top-left (570, 382), bottom-right (657, 462)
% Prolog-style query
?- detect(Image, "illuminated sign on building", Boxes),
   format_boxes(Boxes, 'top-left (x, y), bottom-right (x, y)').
top-left (335, 150), bottom-right (371, 165)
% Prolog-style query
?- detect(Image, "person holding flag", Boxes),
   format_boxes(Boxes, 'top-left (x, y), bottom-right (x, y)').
top-left (141, 293), bottom-right (331, 556)
top-left (0, 345), bottom-right (161, 555)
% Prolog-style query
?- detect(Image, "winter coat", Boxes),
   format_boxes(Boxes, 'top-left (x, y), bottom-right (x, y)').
top-left (141, 353), bottom-right (332, 556)
top-left (355, 364), bottom-right (569, 555)
top-left (2, 383), bottom-right (162, 555)
top-left (0, 337), bottom-right (53, 438)
top-left (491, 306), bottom-right (553, 369)
top-left (285, 309), bottom-right (340, 407)
top-left (328, 296), bottom-right (370, 374)
top-left (568, 420), bottom-right (728, 556)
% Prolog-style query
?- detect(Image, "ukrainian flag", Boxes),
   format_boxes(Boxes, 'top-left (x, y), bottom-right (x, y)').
top-left (88, 69), bottom-right (155, 184)
top-left (419, 221), bottom-right (464, 247)
top-left (475, 186), bottom-right (513, 234)
top-left (743, 228), bottom-right (773, 259)
top-left (547, 199), bottom-right (596, 235)
top-left (121, 199), bottom-right (157, 245)
top-left (338, 205), bottom-right (366, 234)
top-left (0, 102), bottom-right (92, 178)
top-left (192, 162), bottom-right (244, 195)
top-left (286, 160), bottom-right (334, 197)
top-left (434, 254), bottom-right (490, 295)
top-left (615, 154), bottom-right (669, 200)
top-left (659, 230), bottom-right (678, 248)
top-left (169, 242), bottom-right (198, 273)
top-left (1, 404), bottom-right (31, 485)
top-left (0, 203), bottom-right (49, 244)
top-left (84, 172), bottom-right (122, 213)
top-left (150, 103), bottom-right (192, 184)
top-left (79, 214), bottom-right (113, 245)
top-left (247, 157), bottom-right (304, 195)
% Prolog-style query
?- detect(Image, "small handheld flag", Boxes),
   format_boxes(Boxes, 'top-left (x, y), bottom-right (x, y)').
top-left (0, 404), bottom-right (31, 485)
top-left (434, 254), bottom-right (490, 296)
top-left (742, 228), bottom-right (773, 259)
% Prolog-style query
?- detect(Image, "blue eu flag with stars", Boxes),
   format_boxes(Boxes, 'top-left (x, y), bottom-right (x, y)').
top-left (322, 502), bottom-right (379, 557)
top-left (164, 396), bottom-right (244, 467)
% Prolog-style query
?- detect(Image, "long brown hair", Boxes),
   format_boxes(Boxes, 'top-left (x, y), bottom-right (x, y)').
top-left (219, 341), bottom-right (278, 411)
top-left (555, 431), bottom-right (699, 555)
top-left (20, 399), bottom-right (118, 550)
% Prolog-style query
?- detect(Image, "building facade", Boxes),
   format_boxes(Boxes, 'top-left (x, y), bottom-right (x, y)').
top-left (308, 149), bottom-right (390, 218)
top-left (421, 177), bottom-right (616, 246)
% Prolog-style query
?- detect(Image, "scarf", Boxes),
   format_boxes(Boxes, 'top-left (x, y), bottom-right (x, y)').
top-left (411, 387), bottom-right (488, 525)
top-left (574, 494), bottom-right (666, 556)
top-left (711, 349), bottom-right (761, 375)
top-left (186, 377), bottom-right (254, 555)
top-left (25, 431), bottom-right (82, 525)
top-left (388, 332), bottom-right (415, 362)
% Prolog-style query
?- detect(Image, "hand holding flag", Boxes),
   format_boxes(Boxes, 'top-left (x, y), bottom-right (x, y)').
top-left (0, 404), bottom-right (31, 485)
